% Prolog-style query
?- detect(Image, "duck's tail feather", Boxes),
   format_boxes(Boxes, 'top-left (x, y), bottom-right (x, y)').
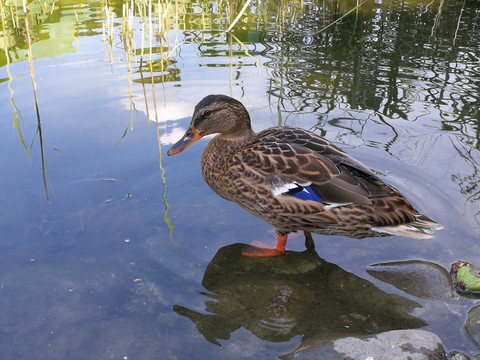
top-left (372, 215), bottom-right (443, 240)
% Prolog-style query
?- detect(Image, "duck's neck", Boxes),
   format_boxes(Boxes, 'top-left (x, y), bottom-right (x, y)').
top-left (201, 131), bottom-right (256, 200)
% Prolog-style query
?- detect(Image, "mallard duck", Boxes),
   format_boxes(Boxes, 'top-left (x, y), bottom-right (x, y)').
top-left (168, 94), bottom-right (443, 257)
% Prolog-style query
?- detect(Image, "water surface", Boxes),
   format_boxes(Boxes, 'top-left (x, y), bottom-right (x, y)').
top-left (1, 0), bottom-right (480, 358)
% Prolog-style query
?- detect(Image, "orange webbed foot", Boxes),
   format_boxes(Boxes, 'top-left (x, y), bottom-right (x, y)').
top-left (241, 234), bottom-right (287, 257)
top-left (241, 246), bottom-right (286, 257)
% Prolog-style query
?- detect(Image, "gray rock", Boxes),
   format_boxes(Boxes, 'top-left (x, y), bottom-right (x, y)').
top-left (367, 260), bottom-right (455, 302)
top-left (465, 305), bottom-right (480, 346)
top-left (291, 329), bottom-right (447, 360)
top-left (450, 350), bottom-right (473, 360)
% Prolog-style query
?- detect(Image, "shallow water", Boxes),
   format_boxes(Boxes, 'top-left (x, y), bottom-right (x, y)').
top-left (1, 0), bottom-right (480, 358)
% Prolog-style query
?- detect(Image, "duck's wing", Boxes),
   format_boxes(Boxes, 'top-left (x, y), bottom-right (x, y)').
top-left (226, 127), bottom-right (392, 206)
top-left (259, 126), bottom-right (377, 178)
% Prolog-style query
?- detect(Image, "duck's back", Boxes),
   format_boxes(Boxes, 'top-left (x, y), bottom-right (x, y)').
top-left (258, 127), bottom-right (394, 199)
top-left (201, 126), bottom-right (442, 239)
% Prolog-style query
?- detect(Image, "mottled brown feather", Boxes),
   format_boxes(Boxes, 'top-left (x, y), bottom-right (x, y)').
top-left (172, 94), bottom-right (444, 242)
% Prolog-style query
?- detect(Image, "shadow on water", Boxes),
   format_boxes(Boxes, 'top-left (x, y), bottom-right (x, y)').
top-left (174, 243), bottom-right (425, 348)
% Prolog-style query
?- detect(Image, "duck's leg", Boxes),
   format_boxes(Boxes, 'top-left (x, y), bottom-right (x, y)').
top-left (241, 233), bottom-right (287, 257)
top-left (304, 231), bottom-right (315, 250)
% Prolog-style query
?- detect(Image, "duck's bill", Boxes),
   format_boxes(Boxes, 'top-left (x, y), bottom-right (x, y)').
top-left (167, 126), bottom-right (202, 156)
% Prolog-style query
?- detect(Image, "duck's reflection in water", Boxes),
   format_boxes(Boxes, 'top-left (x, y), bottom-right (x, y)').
top-left (173, 243), bottom-right (425, 346)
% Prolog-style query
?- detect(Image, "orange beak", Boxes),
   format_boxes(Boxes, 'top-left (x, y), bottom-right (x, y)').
top-left (167, 126), bottom-right (202, 156)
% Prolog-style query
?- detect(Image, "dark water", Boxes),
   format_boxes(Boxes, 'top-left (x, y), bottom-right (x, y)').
top-left (1, 0), bottom-right (479, 358)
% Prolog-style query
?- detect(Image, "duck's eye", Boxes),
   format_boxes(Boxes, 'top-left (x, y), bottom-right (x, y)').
top-left (203, 110), bottom-right (212, 117)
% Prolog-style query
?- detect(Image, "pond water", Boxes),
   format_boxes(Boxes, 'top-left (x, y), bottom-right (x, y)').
top-left (1, 0), bottom-right (479, 358)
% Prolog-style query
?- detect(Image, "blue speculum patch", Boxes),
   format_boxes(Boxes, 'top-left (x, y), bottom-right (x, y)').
top-left (290, 185), bottom-right (323, 203)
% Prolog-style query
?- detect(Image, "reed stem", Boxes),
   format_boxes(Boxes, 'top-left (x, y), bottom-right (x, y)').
top-left (23, 0), bottom-right (49, 199)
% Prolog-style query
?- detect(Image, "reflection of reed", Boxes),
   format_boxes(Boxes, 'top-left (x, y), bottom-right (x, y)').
top-left (452, 0), bottom-right (465, 46)
top-left (102, 4), bottom-right (115, 65)
top-left (1, 0), bottom-right (52, 199)
top-left (450, 137), bottom-right (480, 227)
top-left (228, 31), bottom-right (288, 125)
top-left (73, 10), bottom-right (80, 52)
top-left (0, 0), bottom-right (27, 155)
top-left (225, 0), bottom-right (251, 32)
top-left (257, 0), bottom-right (479, 140)
top-left (141, 1), bottom-right (177, 244)
top-left (23, 0), bottom-right (49, 199)
top-left (123, 1), bottom-right (135, 133)
top-left (100, 0), bottom-right (177, 244)
top-left (310, 0), bottom-right (367, 37)
top-left (147, 51), bottom-right (176, 244)
top-left (156, 115), bottom-right (176, 245)
top-left (429, 0), bottom-right (445, 39)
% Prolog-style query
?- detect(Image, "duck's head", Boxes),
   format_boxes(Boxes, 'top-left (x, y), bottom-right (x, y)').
top-left (167, 94), bottom-right (252, 156)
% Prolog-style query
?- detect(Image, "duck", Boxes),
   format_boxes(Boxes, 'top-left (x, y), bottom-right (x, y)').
top-left (167, 94), bottom-right (443, 257)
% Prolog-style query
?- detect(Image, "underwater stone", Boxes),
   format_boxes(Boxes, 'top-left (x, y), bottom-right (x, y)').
top-left (465, 305), bottom-right (480, 346)
top-left (291, 329), bottom-right (447, 360)
top-left (367, 260), bottom-right (455, 302)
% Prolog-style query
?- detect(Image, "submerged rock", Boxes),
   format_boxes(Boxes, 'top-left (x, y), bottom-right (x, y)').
top-left (450, 350), bottom-right (473, 360)
top-left (291, 329), bottom-right (447, 360)
top-left (465, 305), bottom-right (480, 346)
top-left (367, 260), bottom-right (455, 302)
